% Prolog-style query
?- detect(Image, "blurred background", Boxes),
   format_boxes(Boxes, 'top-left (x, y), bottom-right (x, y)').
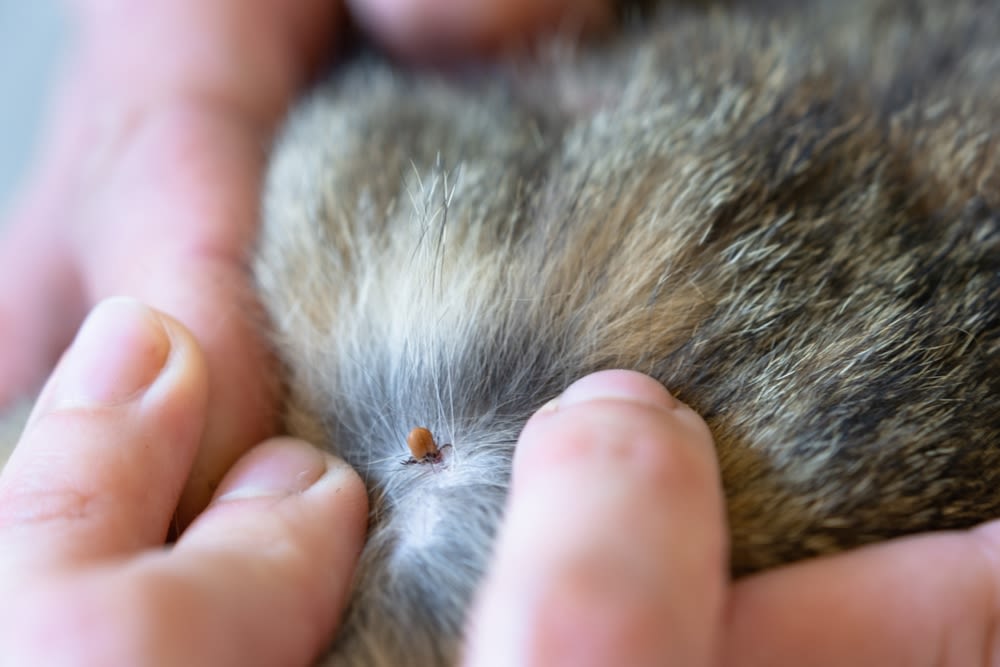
top-left (0, 0), bottom-right (68, 216)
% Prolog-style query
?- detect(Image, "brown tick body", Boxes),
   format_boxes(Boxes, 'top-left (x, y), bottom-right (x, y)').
top-left (403, 427), bottom-right (450, 465)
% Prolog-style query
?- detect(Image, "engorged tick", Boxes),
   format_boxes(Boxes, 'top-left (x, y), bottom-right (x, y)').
top-left (402, 426), bottom-right (451, 465)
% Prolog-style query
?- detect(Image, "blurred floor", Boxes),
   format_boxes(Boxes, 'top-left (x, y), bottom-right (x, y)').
top-left (0, 0), bottom-right (68, 217)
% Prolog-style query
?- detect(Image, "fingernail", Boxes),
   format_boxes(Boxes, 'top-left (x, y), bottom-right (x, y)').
top-left (544, 369), bottom-right (677, 414)
top-left (214, 439), bottom-right (328, 502)
top-left (54, 298), bottom-right (171, 408)
top-left (536, 397), bottom-right (560, 414)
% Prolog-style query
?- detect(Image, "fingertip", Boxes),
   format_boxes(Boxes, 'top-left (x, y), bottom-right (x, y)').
top-left (514, 369), bottom-right (714, 490)
top-left (549, 369), bottom-right (680, 412)
top-left (206, 437), bottom-right (369, 535)
top-left (198, 437), bottom-right (371, 573)
top-left (211, 437), bottom-right (329, 503)
top-left (191, 437), bottom-right (368, 547)
top-left (45, 298), bottom-right (171, 410)
top-left (23, 297), bottom-right (208, 426)
top-left (350, 0), bottom-right (615, 57)
top-left (165, 440), bottom-right (368, 665)
top-left (193, 437), bottom-right (371, 604)
top-left (0, 299), bottom-right (209, 561)
top-left (467, 371), bottom-right (726, 665)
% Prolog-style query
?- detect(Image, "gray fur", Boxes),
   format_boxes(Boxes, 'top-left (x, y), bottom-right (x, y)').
top-left (255, 0), bottom-right (1000, 664)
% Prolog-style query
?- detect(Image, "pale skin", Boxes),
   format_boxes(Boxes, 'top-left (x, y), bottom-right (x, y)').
top-left (0, 1), bottom-right (997, 665)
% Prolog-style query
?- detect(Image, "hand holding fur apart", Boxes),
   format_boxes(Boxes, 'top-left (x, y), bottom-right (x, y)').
top-left (2, 312), bottom-right (997, 667)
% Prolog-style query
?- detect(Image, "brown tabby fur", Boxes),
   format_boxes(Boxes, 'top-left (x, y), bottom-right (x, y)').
top-left (256, 1), bottom-right (999, 663)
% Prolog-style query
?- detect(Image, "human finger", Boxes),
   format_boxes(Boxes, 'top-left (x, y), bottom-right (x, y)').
top-left (722, 522), bottom-right (1000, 666)
top-left (0, 298), bottom-right (207, 568)
top-left (350, 0), bottom-right (616, 57)
top-left (145, 439), bottom-right (367, 667)
top-left (465, 370), bottom-right (727, 667)
top-left (0, 439), bottom-right (367, 667)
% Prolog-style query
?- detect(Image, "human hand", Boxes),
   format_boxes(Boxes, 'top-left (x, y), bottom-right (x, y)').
top-left (0, 0), bottom-right (342, 525)
top-left (5, 311), bottom-right (995, 666)
top-left (463, 370), bottom-right (1000, 666)
top-left (0, 298), bottom-right (368, 666)
top-left (0, 0), bottom-right (616, 525)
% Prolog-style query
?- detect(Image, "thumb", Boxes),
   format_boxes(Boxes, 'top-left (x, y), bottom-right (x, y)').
top-left (464, 370), bottom-right (727, 667)
top-left (154, 439), bottom-right (369, 667)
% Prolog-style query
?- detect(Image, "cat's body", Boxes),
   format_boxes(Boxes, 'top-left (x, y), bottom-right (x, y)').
top-left (256, 0), bottom-right (1000, 664)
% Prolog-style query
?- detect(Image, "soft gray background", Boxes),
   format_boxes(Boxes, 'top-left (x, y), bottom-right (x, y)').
top-left (0, 0), bottom-right (68, 216)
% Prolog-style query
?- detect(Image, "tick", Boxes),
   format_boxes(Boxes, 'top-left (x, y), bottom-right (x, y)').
top-left (403, 426), bottom-right (451, 465)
